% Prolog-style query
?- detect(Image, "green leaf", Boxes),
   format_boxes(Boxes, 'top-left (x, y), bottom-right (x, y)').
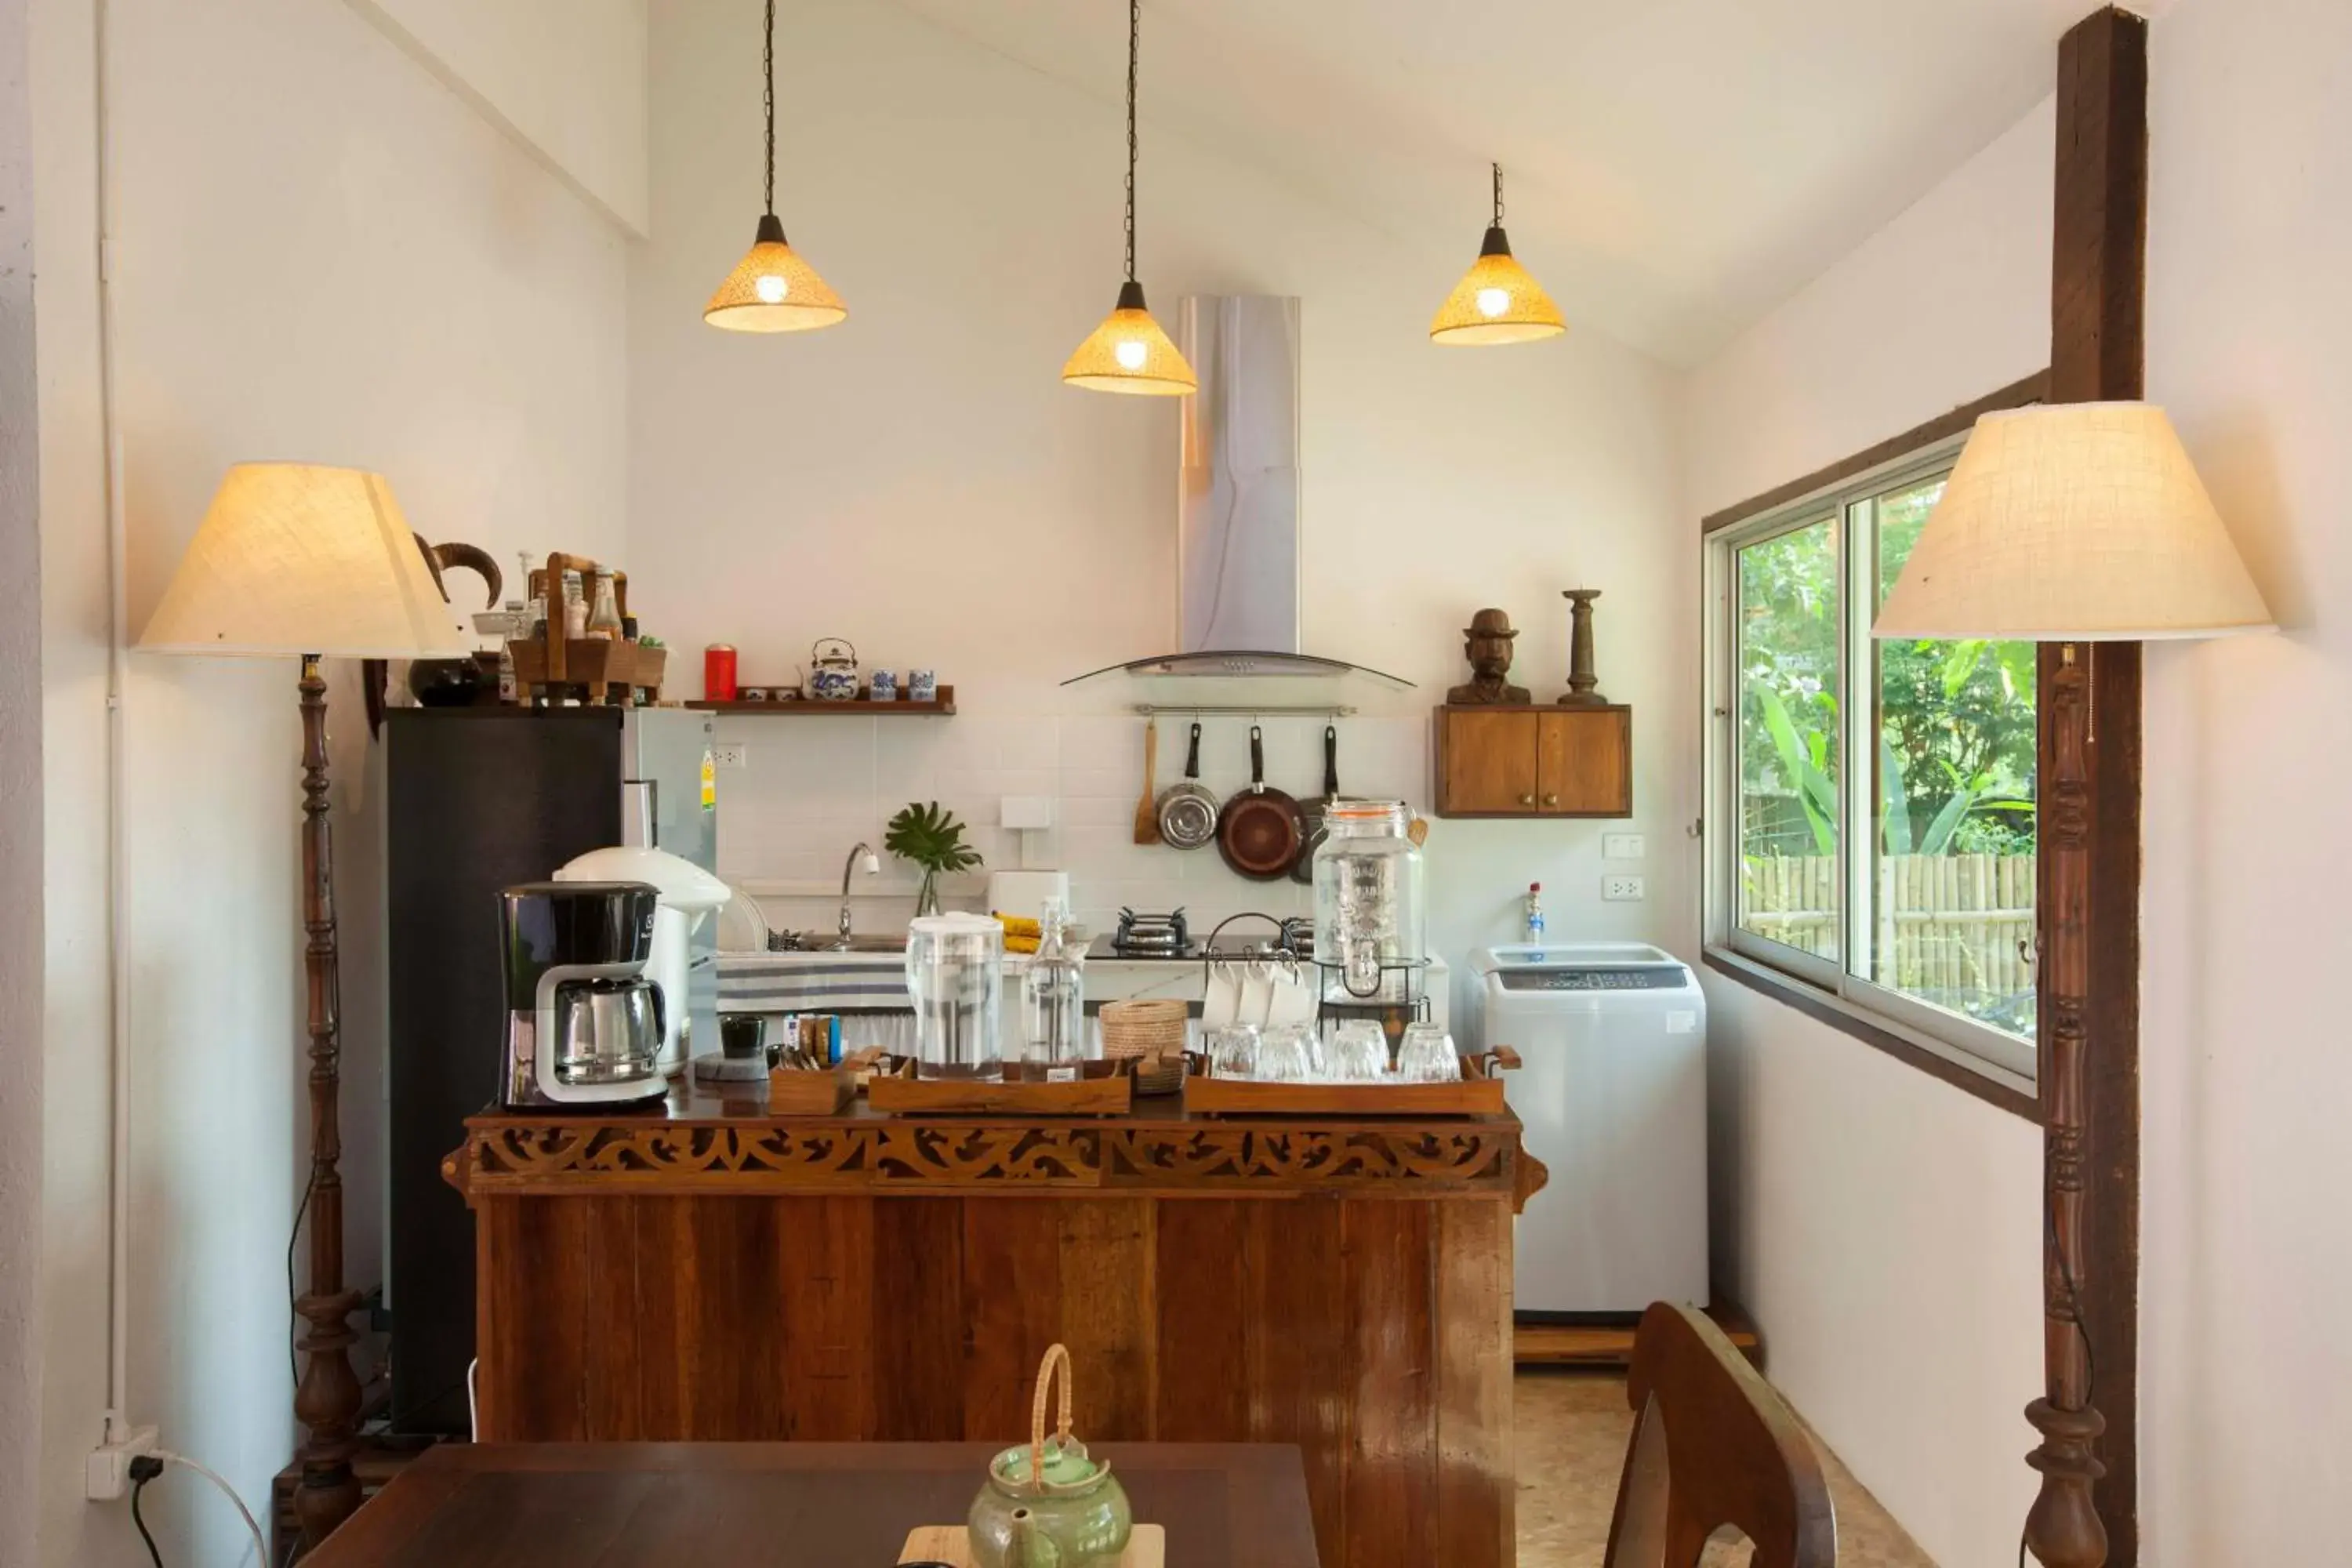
top-left (884, 800), bottom-right (986, 876)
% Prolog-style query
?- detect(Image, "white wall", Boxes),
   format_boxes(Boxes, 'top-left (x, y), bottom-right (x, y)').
top-left (1679, 98), bottom-right (2054, 1568)
top-left (29, 0), bottom-right (636, 1562)
top-left (343, 0), bottom-right (648, 234)
top-left (2139, 0), bottom-right (2352, 1559)
top-left (0, 0), bottom-right (46, 1559)
top-left (632, 0), bottom-right (1687, 1017)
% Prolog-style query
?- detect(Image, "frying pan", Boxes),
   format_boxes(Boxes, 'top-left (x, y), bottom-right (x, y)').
top-left (1156, 722), bottom-right (1222, 849)
top-left (1218, 726), bottom-right (1302, 880)
top-left (1289, 725), bottom-right (1341, 884)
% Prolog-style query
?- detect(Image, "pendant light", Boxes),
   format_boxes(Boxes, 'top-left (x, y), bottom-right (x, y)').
top-left (1429, 164), bottom-right (1565, 346)
top-left (704, 0), bottom-right (846, 332)
top-left (1062, 0), bottom-right (1196, 394)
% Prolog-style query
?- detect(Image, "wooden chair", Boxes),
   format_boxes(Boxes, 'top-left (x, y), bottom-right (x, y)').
top-left (1603, 1302), bottom-right (1838, 1568)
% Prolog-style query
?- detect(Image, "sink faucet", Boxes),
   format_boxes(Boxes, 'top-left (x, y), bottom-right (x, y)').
top-left (835, 842), bottom-right (880, 947)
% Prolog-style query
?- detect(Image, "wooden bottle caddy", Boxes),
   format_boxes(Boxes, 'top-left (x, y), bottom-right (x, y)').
top-left (1181, 1046), bottom-right (1520, 1116)
top-left (506, 550), bottom-right (669, 706)
top-left (866, 1057), bottom-right (1138, 1116)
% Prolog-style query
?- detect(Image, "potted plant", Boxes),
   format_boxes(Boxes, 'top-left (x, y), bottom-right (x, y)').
top-left (885, 801), bottom-right (984, 916)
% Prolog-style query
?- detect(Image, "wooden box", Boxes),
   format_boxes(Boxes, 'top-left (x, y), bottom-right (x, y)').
top-left (1181, 1049), bottom-right (1519, 1117)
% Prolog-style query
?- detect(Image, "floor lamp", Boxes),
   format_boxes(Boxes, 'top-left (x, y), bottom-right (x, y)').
top-left (136, 463), bottom-right (469, 1548)
top-left (1875, 402), bottom-right (2270, 1567)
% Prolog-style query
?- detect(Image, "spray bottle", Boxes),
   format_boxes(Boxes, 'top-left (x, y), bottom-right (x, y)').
top-left (1523, 881), bottom-right (1545, 945)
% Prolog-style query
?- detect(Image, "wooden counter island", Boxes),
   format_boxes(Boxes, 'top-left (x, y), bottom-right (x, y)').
top-left (447, 1087), bottom-right (1545, 1568)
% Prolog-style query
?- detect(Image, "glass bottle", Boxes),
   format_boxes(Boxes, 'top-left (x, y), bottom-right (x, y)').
top-left (1312, 800), bottom-right (1425, 1004)
top-left (1021, 900), bottom-right (1087, 1069)
top-left (586, 571), bottom-right (622, 641)
top-left (561, 570), bottom-right (587, 639)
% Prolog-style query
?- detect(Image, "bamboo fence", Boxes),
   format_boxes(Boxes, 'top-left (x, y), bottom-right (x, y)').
top-left (1740, 852), bottom-right (2037, 1005)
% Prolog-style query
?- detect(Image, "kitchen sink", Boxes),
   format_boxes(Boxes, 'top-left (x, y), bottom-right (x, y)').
top-left (832, 935), bottom-right (909, 953)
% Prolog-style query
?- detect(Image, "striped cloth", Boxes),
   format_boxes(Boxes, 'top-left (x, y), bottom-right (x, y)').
top-left (717, 953), bottom-right (913, 1014)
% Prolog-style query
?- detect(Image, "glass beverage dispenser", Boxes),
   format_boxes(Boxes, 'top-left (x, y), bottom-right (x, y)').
top-left (906, 913), bottom-right (1004, 1078)
top-left (1312, 800), bottom-right (1426, 1004)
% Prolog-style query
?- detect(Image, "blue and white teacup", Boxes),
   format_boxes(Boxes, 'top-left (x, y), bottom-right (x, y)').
top-left (869, 669), bottom-right (898, 702)
top-left (908, 668), bottom-right (938, 702)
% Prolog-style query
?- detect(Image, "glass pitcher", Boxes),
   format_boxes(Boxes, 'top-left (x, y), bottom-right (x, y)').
top-left (906, 913), bottom-right (1004, 1078)
top-left (1312, 800), bottom-right (1425, 1004)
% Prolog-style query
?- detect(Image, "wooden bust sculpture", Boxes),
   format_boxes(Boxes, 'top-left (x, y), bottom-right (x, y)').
top-left (1448, 608), bottom-right (1531, 705)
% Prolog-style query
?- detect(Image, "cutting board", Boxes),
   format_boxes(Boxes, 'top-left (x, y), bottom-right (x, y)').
top-left (899, 1524), bottom-right (1166, 1568)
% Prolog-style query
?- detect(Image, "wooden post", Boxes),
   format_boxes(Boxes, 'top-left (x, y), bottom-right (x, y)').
top-left (2028, 9), bottom-right (2146, 1566)
top-left (292, 656), bottom-right (363, 1548)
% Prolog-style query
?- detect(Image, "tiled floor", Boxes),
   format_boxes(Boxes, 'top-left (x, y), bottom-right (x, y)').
top-left (1515, 1369), bottom-right (1938, 1566)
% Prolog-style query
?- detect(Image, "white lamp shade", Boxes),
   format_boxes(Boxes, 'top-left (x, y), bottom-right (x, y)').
top-left (1874, 403), bottom-right (2273, 641)
top-left (137, 463), bottom-right (470, 659)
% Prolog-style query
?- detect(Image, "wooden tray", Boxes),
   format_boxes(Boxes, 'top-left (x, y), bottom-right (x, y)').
top-left (900, 1524), bottom-right (1163, 1568)
top-left (867, 1058), bottom-right (1134, 1116)
top-left (1181, 1048), bottom-right (1519, 1117)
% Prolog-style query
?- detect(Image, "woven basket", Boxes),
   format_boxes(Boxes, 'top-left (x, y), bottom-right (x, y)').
top-left (1098, 999), bottom-right (1189, 1095)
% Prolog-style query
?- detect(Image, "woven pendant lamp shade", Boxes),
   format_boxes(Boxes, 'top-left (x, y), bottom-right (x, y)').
top-left (1062, 281), bottom-right (1196, 395)
top-left (705, 215), bottom-right (848, 332)
top-left (1431, 227), bottom-right (1566, 346)
top-left (137, 463), bottom-right (470, 659)
top-left (1875, 402), bottom-right (2273, 641)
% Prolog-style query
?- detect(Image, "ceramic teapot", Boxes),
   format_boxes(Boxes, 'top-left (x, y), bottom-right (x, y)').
top-left (809, 637), bottom-right (859, 701)
top-left (967, 1345), bottom-right (1133, 1568)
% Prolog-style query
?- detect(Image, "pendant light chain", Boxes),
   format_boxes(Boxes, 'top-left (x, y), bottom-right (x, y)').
top-left (762, 0), bottom-right (777, 216)
top-left (1492, 162), bottom-right (1504, 227)
top-left (1124, 0), bottom-right (1140, 283)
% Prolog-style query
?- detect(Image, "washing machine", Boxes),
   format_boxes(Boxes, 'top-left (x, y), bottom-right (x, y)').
top-left (1465, 943), bottom-right (1708, 1315)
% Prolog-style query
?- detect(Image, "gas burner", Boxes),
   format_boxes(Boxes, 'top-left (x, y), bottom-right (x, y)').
top-left (1110, 907), bottom-right (1191, 956)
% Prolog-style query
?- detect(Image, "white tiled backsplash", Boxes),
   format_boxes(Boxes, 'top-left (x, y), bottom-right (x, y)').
top-left (717, 710), bottom-right (1429, 941)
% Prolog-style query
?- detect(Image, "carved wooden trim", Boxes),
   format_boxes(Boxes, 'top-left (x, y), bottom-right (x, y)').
top-left (460, 1120), bottom-right (1525, 1200)
top-left (2027, 10), bottom-right (2147, 1566)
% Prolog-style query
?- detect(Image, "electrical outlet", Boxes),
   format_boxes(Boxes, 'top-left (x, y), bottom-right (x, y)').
top-left (711, 742), bottom-right (747, 769)
top-left (85, 1425), bottom-right (158, 1501)
top-left (1602, 874), bottom-right (1646, 902)
top-left (1602, 833), bottom-right (1646, 860)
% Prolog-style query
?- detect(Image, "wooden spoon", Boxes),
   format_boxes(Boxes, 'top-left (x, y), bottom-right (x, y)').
top-left (1134, 717), bottom-right (1162, 845)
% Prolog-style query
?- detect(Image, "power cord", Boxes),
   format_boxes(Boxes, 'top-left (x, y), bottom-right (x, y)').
top-left (129, 1450), bottom-right (270, 1567)
top-left (287, 1163), bottom-right (318, 1392)
top-left (129, 1456), bottom-right (165, 1568)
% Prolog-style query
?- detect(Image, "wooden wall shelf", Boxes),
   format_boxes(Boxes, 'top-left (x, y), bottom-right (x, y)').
top-left (1433, 703), bottom-right (1632, 818)
top-left (689, 685), bottom-right (956, 717)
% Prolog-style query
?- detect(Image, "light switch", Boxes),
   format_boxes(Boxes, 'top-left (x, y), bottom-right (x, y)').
top-left (1603, 833), bottom-right (1646, 860)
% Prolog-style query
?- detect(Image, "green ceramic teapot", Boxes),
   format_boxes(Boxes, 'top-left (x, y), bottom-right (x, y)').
top-left (967, 1345), bottom-right (1133, 1568)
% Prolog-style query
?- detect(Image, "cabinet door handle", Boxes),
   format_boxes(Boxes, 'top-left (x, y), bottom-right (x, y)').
top-left (1519, 793), bottom-right (1535, 806)
top-left (1544, 793), bottom-right (1559, 806)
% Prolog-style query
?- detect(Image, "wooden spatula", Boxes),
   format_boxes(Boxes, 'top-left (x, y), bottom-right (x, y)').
top-left (1134, 717), bottom-right (1162, 844)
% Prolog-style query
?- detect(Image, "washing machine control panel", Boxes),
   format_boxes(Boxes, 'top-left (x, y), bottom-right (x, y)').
top-left (1497, 965), bottom-right (1687, 991)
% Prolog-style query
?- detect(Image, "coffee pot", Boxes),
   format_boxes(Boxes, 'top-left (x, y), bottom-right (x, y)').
top-left (499, 881), bottom-right (669, 1109)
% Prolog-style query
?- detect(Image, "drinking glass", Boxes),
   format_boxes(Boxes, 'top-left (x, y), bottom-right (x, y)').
top-left (1206, 1023), bottom-right (1261, 1080)
top-left (1326, 1019), bottom-right (1390, 1081)
top-left (1396, 1023), bottom-right (1461, 1083)
top-left (1254, 1023), bottom-right (1316, 1083)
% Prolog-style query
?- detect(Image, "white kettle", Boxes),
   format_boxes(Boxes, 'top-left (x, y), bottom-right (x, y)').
top-left (554, 844), bottom-right (731, 1066)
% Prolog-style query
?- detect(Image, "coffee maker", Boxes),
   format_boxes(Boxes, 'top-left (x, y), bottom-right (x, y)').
top-left (499, 881), bottom-right (670, 1108)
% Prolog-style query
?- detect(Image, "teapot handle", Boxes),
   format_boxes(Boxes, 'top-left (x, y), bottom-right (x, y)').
top-left (811, 637), bottom-right (857, 664)
top-left (1028, 1342), bottom-right (1074, 1494)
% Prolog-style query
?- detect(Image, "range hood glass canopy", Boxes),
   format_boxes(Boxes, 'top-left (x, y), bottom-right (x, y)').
top-left (1062, 295), bottom-right (1414, 695)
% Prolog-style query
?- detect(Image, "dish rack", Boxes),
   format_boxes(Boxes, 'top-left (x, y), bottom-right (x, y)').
top-left (1200, 913), bottom-right (1432, 1035)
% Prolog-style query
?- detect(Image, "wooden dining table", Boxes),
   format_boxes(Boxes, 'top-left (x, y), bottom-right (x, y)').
top-left (304, 1441), bottom-right (1323, 1568)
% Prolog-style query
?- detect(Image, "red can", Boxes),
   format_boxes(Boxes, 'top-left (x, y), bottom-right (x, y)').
top-left (703, 644), bottom-right (739, 702)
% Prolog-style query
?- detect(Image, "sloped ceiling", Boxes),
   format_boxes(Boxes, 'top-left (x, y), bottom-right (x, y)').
top-left (891, 0), bottom-right (2090, 365)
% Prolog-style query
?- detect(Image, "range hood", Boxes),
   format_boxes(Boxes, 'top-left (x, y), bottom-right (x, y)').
top-left (1062, 296), bottom-right (1412, 695)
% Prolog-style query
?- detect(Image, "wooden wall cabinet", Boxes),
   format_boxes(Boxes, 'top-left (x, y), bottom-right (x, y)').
top-left (1435, 705), bottom-right (1632, 818)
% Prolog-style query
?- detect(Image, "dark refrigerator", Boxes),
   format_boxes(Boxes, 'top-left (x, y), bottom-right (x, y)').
top-left (384, 706), bottom-right (717, 1433)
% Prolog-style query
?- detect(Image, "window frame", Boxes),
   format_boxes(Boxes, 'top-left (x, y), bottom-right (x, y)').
top-left (1703, 432), bottom-right (2039, 1105)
